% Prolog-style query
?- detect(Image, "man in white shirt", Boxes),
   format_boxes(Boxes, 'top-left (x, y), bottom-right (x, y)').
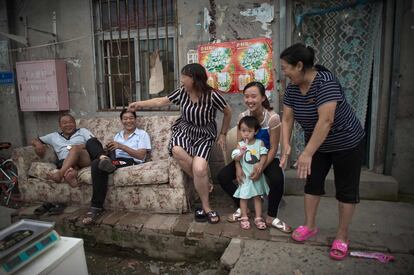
top-left (82, 109), bottom-right (151, 225)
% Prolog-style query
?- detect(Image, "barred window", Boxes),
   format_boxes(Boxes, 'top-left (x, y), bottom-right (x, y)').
top-left (93, 0), bottom-right (178, 110)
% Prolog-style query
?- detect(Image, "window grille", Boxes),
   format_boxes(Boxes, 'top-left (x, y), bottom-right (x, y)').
top-left (93, 0), bottom-right (179, 110)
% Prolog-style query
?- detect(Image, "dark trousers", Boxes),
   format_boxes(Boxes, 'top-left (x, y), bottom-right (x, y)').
top-left (85, 138), bottom-right (135, 209)
top-left (217, 158), bottom-right (285, 218)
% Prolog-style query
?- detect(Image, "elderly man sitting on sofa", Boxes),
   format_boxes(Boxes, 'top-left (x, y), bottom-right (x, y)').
top-left (31, 113), bottom-right (94, 187)
top-left (82, 109), bottom-right (151, 225)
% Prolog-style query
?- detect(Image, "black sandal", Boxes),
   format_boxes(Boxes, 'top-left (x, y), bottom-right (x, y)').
top-left (207, 210), bottom-right (220, 224)
top-left (34, 202), bottom-right (54, 215)
top-left (82, 207), bottom-right (105, 225)
top-left (48, 203), bottom-right (67, 215)
top-left (194, 207), bottom-right (207, 222)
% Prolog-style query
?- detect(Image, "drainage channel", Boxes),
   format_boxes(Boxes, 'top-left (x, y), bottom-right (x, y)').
top-left (85, 244), bottom-right (228, 275)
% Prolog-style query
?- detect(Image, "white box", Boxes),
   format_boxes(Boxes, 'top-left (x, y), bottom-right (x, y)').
top-left (16, 237), bottom-right (88, 275)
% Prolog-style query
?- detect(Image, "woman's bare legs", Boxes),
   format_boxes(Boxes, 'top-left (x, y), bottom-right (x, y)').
top-left (171, 146), bottom-right (193, 177)
top-left (192, 156), bottom-right (214, 212)
top-left (304, 194), bottom-right (320, 230)
top-left (171, 146), bottom-right (213, 192)
top-left (336, 202), bottom-right (356, 242)
top-left (292, 194), bottom-right (320, 238)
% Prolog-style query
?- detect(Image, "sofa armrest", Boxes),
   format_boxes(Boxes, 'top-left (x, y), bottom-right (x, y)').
top-left (12, 145), bottom-right (57, 180)
top-left (168, 157), bottom-right (187, 188)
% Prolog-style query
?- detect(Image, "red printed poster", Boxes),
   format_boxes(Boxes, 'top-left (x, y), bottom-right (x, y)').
top-left (234, 38), bottom-right (273, 93)
top-left (198, 38), bottom-right (273, 93)
top-left (198, 42), bottom-right (235, 93)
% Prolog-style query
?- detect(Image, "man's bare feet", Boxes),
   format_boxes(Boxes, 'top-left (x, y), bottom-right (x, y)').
top-left (63, 167), bottom-right (79, 188)
top-left (47, 170), bottom-right (63, 183)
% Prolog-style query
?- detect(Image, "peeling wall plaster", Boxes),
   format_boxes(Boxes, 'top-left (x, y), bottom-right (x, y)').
top-left (240, 2), bottom-right (274, 37)
top-left (216, 5), bottom-right (228, 25)
top-left (66, 58), bottom-right (82, 68)
top-left (203, 7), bottom-right (211, 32)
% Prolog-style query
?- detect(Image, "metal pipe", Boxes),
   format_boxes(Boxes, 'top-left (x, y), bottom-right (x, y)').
top-left (116, 0), bottom-right (125, 107)
top-left (145, 0), bottom-right (150, 99)
top-left (173, 0), bottom-right (178, 88)
top-left (384, 0), bottom-right (403, 175)
top-left (99, 0), bottom-right (106, 109)
top-left (164, 0), bottom-right (169, 93)
top-left (135, 0), bottom-right (143, 101)
top-left (154, 0), bottom-right (159, 49)
top-left (126, 0), bottom-right (133, 104)
top-left (107, 0), bottom-right (115, 108)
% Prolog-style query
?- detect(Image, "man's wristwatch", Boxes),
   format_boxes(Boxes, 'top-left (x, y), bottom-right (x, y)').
top-left (66, 145), bottom-right (72, 151)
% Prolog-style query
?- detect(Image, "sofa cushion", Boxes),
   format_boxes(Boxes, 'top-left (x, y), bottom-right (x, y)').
top-left (28, 162), bottom-right (57, 179)
top-left (76, 166), bottom-right (114, 186)
top-left (113, 159), bottom-right (169, 186)
top-left (76, 159), bottom-right (169, 186)
top-left (27, 159), bottom-right (169, 187)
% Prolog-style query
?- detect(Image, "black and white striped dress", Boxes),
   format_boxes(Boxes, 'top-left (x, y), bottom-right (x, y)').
top-left (167, 87), bottom-right (228, 160)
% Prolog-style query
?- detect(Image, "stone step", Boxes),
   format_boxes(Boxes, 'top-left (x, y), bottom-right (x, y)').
top-left (284, 169), bottom-right (399, 201)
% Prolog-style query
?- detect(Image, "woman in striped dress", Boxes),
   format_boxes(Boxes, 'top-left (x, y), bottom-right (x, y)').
top-left (128, 63), bottom-right (232, 223)
top-left (279, 43), bottom-right (365, 260)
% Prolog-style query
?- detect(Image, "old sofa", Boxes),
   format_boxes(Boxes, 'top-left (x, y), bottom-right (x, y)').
top-left (12, 115), bottom-right (197, 214)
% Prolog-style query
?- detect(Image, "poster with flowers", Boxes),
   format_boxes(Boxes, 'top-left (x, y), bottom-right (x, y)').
top-left (235, 38), bottom-right (273, 93)
top-left (198, 38), bottom-right (273, 93)
top-left (198, 42), bottom-right (235, 93)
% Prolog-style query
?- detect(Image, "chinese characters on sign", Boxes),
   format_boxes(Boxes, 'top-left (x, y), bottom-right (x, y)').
top-left (198, 38), bottom-right (273, 93)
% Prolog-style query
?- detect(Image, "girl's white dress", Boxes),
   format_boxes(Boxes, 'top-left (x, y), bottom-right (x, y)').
top-left (232, 139), bottom-right (270, 199)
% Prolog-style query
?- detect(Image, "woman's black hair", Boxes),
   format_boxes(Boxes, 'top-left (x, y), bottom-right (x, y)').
top-left (181, 63), bottom-right (212, 93)
top-left (243, 81), bottom-right (273, 111)
top-left (238, 115), bottom-right (261, 132)
top-left (280, 43), bottom-right (315, 70)
top-left (120, 108), bottom-right (137, 119)
top-left (280, 43), bottom-right (330, 72)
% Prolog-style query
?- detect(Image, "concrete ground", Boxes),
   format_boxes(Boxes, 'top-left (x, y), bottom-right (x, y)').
top-left (221, 196), bottom-right (414, 275)
top-left (7, 184), bottom-right (414, 274)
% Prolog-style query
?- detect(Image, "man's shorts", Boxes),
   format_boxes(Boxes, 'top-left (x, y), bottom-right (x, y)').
top-left (55, 159), bottom-right (65, 169)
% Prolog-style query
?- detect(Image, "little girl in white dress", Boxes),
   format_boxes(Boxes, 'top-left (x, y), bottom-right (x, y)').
top-left (232, 116), bottom-right (269, 230)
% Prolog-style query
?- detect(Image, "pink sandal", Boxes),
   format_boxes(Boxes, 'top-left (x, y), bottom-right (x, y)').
top-left (291, 225), bottom-right (319, 242)
top-left (240, 217), bottom-right (250, 230)
top-left (330, 239), bottom-right (349, 260)
top-left (254, 217), bottom-right (267, 230)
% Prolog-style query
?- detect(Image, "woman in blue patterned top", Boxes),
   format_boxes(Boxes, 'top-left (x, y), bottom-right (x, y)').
top-left (128, 63), bottom-right (232, 224)
top-left (279, 43), bottom-right (365, 260)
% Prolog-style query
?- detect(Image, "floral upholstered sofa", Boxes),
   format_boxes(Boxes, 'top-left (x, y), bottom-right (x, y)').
top-left (12, 115), bottom-right (197, 214)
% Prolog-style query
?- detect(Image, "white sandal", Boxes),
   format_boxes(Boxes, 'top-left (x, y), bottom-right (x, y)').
top-left (269, 218), bottom-right (292, 234)
top-left (227, 208), bottom-right (242, 223)
top-left (227, 208), bottom-right (251, 223)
